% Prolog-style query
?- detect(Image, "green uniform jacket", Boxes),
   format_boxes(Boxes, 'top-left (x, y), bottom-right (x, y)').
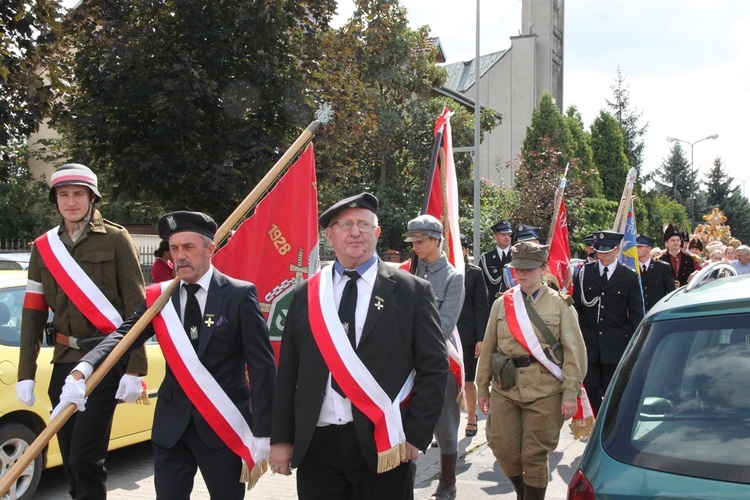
top-left (476, 285), bottom-right (587, 404)
top-left (18, 210), bottom-right (147, 380)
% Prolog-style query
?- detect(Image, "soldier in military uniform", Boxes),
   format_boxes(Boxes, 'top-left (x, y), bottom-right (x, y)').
top-left (17, 164), bottom-right (148, 500)
top-left (659, 224), bottom-right (701, 287)
top-left (636, 234), bottom-right (676, 312)
top-left (572, 231), bottom-right (644, 416)
top-left (476, 242), bottom-right (587, 500)
top-left (512, 224), bottom-right (560, 291)
top-left (479, 220), bottom-right (513, 301)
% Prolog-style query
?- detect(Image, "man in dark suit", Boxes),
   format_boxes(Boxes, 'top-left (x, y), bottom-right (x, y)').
top-left (636, 234), bottom-right (676, 312)
top-left (270, 193), bottom-right (447, 500)
top-left (659, 223), bottom-right (700, 287)
top-left (573, 231), bottom-right (644, 416)
top-left (52, 211), bottom-right (276, 500)
top-left (478, 220), bottom-right (512, 301)
top-left (458, 234), bottom-right (489, 438)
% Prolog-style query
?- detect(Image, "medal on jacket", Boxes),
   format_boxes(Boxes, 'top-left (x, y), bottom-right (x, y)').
top-left (190, 325), bottom-right (199, 340)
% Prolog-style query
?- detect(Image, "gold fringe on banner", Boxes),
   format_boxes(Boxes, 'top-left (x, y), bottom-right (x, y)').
top-left (456, 391), bottom-right (467, 412)
top-left (240, 459), bottom-right (269, 490)
top-left (377, 442), bottom-right (407, 474)
top-left (569, 416), bottom-right (595, 441)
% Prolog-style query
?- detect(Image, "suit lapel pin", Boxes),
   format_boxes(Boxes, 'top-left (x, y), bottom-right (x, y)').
top-left (189, 325), bottom-right (199, 340)
top-left (204, 314), bottom-right (215, 327)
top-left (374, 296), bottom-right (385, 310)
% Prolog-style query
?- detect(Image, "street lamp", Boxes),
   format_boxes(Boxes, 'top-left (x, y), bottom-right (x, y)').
top-left (666, 133), bottom-right (719, 229)
top-left (739, 176), bottom-right (750, 197)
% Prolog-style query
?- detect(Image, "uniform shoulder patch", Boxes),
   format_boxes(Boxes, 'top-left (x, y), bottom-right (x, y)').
top-left (558, 290), bottom-right (574, 306)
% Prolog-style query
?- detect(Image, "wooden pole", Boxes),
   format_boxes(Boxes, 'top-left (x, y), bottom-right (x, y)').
top-left (546, 163), bottom-right (569, 250)
top-left (0, 118), bottom-right (323, 497)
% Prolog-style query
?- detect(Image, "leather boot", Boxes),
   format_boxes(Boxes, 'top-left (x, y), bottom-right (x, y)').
top-left (428, 452), bottom-right (457, 500)
top-left (508, 475), bottom-right (525, 500)
top-left (524, 484), bottom-right (547, 500)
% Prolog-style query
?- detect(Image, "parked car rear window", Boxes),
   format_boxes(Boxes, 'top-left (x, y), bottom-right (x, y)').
top-left (0, 285), bottom-right (25, 346)
top-left (601, 314), bottom-right (750, 484)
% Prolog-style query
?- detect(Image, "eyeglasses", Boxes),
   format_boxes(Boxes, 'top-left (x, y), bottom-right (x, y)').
top-left (332, 220), bottom-right (377, 232)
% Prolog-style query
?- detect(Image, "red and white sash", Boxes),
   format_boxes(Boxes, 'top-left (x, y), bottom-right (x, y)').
top-left (307, 267), bottom-right (412, 473)
top-left (145, 282), bottom-right (266, 486)
top-left (503, 286), bottom-right (563, 379)
top-left (503, 285), bottom-right (595, 439)
top-left (34, 227), bottom-right (123, 333)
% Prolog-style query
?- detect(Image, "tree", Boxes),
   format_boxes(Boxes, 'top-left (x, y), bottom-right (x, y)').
top-left (640, 191), bottom-right (689, 240)
top-left (590, 110), bottom-right (629, 202)
top-left (701, 157), bottom-right (750, 242)
top-left (565, 106), bottom-right (602, 198)
top-left (53, 0), bottom-right (336, 221)
top-left (606, 67), bottom-right (648, 177)
top-left (1, 0), bottom-right (69, 146)
top-left (310, 0), bottom-right (498, 250)
top-left (648, 142), bottom-right (699, 228)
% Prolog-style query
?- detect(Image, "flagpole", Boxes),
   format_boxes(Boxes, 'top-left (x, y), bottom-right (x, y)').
top-left (613, 168), bottom-right (637, 233)
top-left (0, 108), bottom-right (331, 497)
top-left (546, 163), bottom-right (569, 249)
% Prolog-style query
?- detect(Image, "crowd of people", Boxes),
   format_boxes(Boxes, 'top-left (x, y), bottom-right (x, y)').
top-left (15, 166), bottom-right (748, 500)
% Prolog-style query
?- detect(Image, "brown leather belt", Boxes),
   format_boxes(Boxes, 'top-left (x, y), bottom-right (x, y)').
top-left (55, 332), bottom-right (83, 350)
top-left (512, 356), bottom-right (537, 367)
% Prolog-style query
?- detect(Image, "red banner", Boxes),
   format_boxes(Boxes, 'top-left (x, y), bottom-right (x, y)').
top-left (547, 197), bottom-right (572, 294)
top-left (213, 144), bottom-right (319, 360)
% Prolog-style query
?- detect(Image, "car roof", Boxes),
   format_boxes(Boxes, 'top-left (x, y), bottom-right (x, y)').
top-left (645, 273), bottom-right (750, 322)
top-left (0, 270), bottom-right (28, 288)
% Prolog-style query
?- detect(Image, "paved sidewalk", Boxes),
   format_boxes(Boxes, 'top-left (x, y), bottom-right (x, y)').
top-left (34, 410), bottom-right (584, 499)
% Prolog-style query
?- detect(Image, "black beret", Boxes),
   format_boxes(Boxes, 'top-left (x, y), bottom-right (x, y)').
top-left (158, 211), bottom-right (217, 241)
top-left (319, 192), bottom-right (378, 228)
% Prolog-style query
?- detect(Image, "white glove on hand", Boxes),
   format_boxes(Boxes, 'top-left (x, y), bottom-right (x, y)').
top-left (16, 379), bottom-right (36, 407)
top-left (115, 374), bottom-right (144, 403)
top-left (50, 375), bottom-right (87, 420)
top-left (251, 436), bottom-right (271, 462)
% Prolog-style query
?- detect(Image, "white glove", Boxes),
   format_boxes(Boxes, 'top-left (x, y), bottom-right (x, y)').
top-left (251, 436), bottom-right (271, 462)
top-left (16, 379), bottom-right (36, 407)
top-left (50, 375), bottom-right (87, 420)
top-left (115, 374), bottom-right (144, 403)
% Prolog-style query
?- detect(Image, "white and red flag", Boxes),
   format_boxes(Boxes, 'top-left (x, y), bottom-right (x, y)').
top-left (213, 144), bottom-right (319, 361)
top-left (421, 107), bottom-right (465, 406)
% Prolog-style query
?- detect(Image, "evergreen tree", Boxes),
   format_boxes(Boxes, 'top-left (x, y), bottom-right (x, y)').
top-left (649, 143), bottom-right (699, 227)
top-left (589, 110), bottom-right (629, 202)
top-left (701, 157), bottom-right (750, 242)
top-left (565, 106), bottom-right (602, 198)
top-left (703, 157), bottom-right (733, 209)
top-left (606, 67), bottom-right (648, 177)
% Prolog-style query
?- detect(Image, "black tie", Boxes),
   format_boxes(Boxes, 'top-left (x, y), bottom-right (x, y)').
top-left (332, 270), bottom-right (361, 397)
top-left (183, 283), bottom-right (202, 351)
top-left (601, 266), bottom-right (609, 285)
top-left (642, 264), bottom-right (647, 274)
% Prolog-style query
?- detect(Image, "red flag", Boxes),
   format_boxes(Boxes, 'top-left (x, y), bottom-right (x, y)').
top-left (424, 107), bottom-right (464, 276)
top-left (213, 144), bottom-right (319, 361)
top-left (547, 197), bottom-right (572, 294)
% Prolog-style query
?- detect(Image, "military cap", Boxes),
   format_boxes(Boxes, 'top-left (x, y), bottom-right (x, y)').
top-left (513, 224), bottom-right (541, 243)
top-left (460, 233), bottom-right (469, 248)
top-left (404, 214), bottom-right (443, 242)
top-left (508, 241), bottom-right (549, 269)
top-left (592, 231), bottom-right (624, 253)
top-left (158, 211), bottom-right (217, 241)
top-left (491, 220), bottom-right (513, 233)
top-left (319, 192), bottom-right (378, 228)
top-left (636, 234), bottom-right (656, 247)
top-left (582, 233), bottom-right (595, 246)
top-left (662, 223), bottom-right (681, 242)
top-left (49, 163), bottom-right (102, 203)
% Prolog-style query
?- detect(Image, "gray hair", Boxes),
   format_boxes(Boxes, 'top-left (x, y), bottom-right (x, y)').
top-left (736, 245), bottom-right (750, 256)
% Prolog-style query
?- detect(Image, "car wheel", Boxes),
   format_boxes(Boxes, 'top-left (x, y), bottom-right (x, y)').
top-left (0, 423), bottom-right (43, 500)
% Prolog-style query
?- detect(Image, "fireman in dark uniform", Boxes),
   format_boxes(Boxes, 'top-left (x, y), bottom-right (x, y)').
top-left (479, 220), bottom-right (513, 301)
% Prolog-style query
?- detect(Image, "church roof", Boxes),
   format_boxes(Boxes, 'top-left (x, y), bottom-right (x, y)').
top-left (442, 49), bottom-right (508, 92)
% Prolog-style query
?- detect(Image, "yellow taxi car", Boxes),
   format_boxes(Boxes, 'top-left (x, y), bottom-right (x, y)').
top-left (0, 270), bottom-right (165, 499)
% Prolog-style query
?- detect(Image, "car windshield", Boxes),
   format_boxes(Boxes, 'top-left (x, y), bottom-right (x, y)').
top-left (0, 285), bottom-right (26, 346)
top-left (602, 314), bottom-right (750, 484)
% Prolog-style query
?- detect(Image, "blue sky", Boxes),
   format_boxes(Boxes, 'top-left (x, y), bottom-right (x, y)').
top-left (335, 0), bottom-right (750, 196)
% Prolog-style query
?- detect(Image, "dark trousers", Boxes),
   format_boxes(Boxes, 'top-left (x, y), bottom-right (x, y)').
top-left (152, 417), bottom-right (244, 500)
top-left (297, 423), bottom-right (414, 500)
top-left (584, 362), bottom-right (618, 416)
top-left (49, 362), bottom-right (120, 500)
